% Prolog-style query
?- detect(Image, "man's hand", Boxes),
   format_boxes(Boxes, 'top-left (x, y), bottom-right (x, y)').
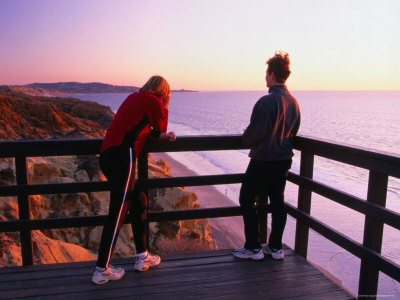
top-left (159, 131), bottom-right (176, 142)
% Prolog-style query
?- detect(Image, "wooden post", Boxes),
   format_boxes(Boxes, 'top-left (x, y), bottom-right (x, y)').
top-left (294, 151), bottom-right (314, 258)
top-left (137, 151), bottom-right (149, 249)
top-left (256, 193), bottom-right (268, 244)
top-left (358, 171), bottom-right (388, 300)
top-left (15, 157), bottom-right (34, 266)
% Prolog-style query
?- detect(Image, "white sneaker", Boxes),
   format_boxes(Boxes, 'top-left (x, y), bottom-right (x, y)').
top-left (261, 244), bottom-right (284, 260)
top-left (232, 247), bottom-right (264, 261)
top-left (91, 265), bottom-right (125, 285)
top-left (134, 251), bottom-right (161, 272)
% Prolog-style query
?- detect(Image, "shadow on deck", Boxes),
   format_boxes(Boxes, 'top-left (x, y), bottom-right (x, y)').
top-left (0, 248), bottom-right (354, 300)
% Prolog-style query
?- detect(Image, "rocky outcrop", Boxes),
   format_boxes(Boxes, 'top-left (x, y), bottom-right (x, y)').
top-left (0, 90), bottom-right (216, 267)
top-left (147, 158), bottom-right (216, 254)
top-left (2, 85), bottom-right (66, 97)
top-left (0, 89), bottom-right (113, 140)
top-left (26, 82), bottom-right (139, 94)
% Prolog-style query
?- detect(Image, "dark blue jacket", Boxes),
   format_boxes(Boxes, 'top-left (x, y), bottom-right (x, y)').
top-left (242, 85), bottom-right (301, 161)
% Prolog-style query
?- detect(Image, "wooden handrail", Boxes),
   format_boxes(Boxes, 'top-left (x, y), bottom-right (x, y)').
top-left (0, 135), bottom-right (399, 299)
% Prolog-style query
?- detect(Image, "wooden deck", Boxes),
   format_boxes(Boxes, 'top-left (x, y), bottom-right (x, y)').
top-left (0, 248), bottom-right (354, 300)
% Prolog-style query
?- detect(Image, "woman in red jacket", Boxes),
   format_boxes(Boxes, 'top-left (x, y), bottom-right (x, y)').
top-left (92, 76), bottom-right (176, 285)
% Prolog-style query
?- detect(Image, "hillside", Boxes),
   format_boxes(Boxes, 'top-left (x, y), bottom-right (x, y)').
top-left (27, 82), bottom-right (139, 94)
top-left (25, 82), bottom-right (197, 94)
top-left (3, 85), bottom-right (67, 97)
top-left (0, 88), bottom-right (113, 140)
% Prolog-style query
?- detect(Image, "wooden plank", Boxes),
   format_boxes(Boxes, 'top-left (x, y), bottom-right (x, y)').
top-left (182, 282), bottom-right (350, 300)
top-left (148, 206), bottom-right (243, 222)
top-left (19, 271), bottom-right (347, 300)
top-left (141, 173), bottom-right (243, 189)
top-left (0, 262), bottom-right (317, 294)
top-left (0, 139), bottom-right (102, 158)
top-left (15, 156), bottom-right (33, 266)
top-left (0, 249), bottom-right (232, 278)
top-left (0, 216), bottom-right (106, 232)
top-left (0, 253), bottom-right (284, 282)
top-left (0, 249), bottom-right (352, 300)
top-left (0, 181), bottom-right (109, 197)
top-left (294, 151), bottom-right (314, 258)
top-left (0, 253), bottom-right (303, 284)
top-left (358, 171), bottom-right (388, 299)
top-left (1, 265), bottom-right (315, 298)
top-left (294, 136), bottom-right (400, 178)
top-left (0, 259), bottom-right (97, 275)
top-left (290, 290), bottom-right (356, 300)
top-left (0, 247), bottom-right (293, 279)
top-left (0, 262), bottom-right (320, 298)
top-left (143, 135), bottom-right (245, 153)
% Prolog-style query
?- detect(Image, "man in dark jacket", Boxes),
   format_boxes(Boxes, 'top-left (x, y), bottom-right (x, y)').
top-left (232, 51), bottom-right (301, 261)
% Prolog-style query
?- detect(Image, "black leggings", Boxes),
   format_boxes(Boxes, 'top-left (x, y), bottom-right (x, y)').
top-left (96, 145), bottom-right (147, 268)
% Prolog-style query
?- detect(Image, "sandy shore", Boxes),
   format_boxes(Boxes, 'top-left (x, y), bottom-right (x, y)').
top-left (151, 153), bottom-right (245, 250)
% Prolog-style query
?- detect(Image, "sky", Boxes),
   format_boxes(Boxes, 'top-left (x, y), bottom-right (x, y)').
top-left (0, 0), bottom-right (399, 91)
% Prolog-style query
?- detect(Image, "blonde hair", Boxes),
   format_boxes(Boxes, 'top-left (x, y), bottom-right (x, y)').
top-left (140, 75), bottom-right (170, 100)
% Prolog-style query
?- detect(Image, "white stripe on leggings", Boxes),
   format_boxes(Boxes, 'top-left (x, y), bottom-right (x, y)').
top-left (105, 147), bottom-right (134, 267)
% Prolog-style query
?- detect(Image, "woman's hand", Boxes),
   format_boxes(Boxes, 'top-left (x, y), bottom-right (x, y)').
top-left (162, 95), bottom-right (171, 110)
top-left (159, 131), bottom-right (176, 142)
top-left (166, 131), bottom-right (176, 142)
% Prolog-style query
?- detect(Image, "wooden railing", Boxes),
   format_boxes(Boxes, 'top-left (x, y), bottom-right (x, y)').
top-left (0, 135), bottom-right (399, 299)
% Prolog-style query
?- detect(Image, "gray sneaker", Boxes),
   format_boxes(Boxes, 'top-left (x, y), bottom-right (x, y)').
top-left (91, 265), bottom-right (125, 285)
top-left (232, 247), bottom-right (264, 260)
top-left (134, 252), bottom-right (161, 272)
top-left (261, 244), bottom-right (284, 260)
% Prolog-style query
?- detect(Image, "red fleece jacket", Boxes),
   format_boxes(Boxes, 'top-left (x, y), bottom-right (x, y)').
top-left (100, 91), bottom-right (168, 157)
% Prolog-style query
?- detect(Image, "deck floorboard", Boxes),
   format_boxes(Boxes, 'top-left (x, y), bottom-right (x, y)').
top-left (0, 249), bottom-right (354, 299)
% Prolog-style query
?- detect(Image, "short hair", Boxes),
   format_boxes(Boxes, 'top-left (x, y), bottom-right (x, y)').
top-left (266, 51), bottom-right (291, 83)
top-left (140, 75), bottom-right (170, 100)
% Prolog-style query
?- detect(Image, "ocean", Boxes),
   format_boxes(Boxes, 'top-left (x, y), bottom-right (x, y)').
top-left (73, 90), bottom-right (400, 298)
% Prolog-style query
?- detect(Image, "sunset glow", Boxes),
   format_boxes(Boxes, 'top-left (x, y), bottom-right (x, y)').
top-left (1, 0), bottom-right (399, 91)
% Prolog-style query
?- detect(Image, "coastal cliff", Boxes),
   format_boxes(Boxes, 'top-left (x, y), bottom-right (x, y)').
top-left (0, 90), bottom-right (216, 267)
top-left (1, 82), bottom-right (197, 96)
top-left (26, 82), bottom-right (139, 94)
top-left (0, 87), bottom-right (113, 139)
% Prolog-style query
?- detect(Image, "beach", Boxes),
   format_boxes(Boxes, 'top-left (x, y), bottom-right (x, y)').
top-left (151, 153), bottom-right (245, 250)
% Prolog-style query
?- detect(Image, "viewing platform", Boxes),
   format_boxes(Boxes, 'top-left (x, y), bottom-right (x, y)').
top-left (0, 135), bottom-right (399, 299)
top-left (0, 248), bottom-right (353, 299)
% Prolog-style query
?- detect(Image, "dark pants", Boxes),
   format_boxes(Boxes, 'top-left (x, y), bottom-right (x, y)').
top-left (96, 145), bottom-right (147, 268)
top-left (239, 158), bottom-right (292, 250)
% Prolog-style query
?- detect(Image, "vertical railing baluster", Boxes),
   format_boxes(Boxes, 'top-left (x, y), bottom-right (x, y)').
top-left (137, 151), bottom-right (149, 249)
top-left (358, 171), bottom-right (388, 300)
top-left (15, 156), bottom-right (34, 266)
top-left (294, 151), bottom-right (314, 258)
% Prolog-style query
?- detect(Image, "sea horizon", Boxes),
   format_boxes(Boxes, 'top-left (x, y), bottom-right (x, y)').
top-left (4, 81), bottom-right (400, 93)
